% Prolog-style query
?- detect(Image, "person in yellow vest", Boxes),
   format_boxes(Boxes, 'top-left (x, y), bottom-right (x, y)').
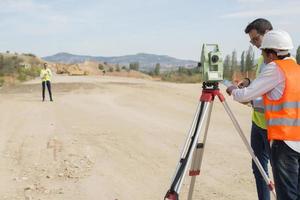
top-left (40, 63), bottom-right (53, 101)
top-left (227, 30), bottom-right (300, 200)
top-left (242, 18), bottom-right (273, 200)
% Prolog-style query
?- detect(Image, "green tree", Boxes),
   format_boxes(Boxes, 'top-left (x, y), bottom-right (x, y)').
top-left (223, 54), bottom-right (232, 80)
top-left (129, 62), bottom-right (139, 71)
top-left (0, 54), bottom-right (4, 72)
top-left (240, 51), bottom-right (245, 72)
top-left (245, 45), bottom-right (255, 71)
top-left (116, 65), bottom-right (121, 72)
top-left (178, 66), bottom-right (187, 74)
top-left (231, 50), bottom-right (238, 71)
top-left (154, 63), bottom-right (160, 75)
top-left (296, 45), bottom-right (300, 64)
top-left (0, 77), bottom-right (4, 86)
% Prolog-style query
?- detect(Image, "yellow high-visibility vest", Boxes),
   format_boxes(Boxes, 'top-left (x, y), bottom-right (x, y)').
top-left (40, 68), bottom-right (52, 82)
top-left (252, 56), bottom-right (267, 129)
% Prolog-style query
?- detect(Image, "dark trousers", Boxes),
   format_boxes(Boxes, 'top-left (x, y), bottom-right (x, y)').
top-left (251, 122), bottom-right (271, 200)
top-left (42, 81), bottom-right (53, 101)
top-left (271, 140), bottom-right (300, 200)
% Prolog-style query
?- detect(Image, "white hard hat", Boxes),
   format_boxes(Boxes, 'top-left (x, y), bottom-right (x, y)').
top-left (260, 30), bottom-right (293, 51)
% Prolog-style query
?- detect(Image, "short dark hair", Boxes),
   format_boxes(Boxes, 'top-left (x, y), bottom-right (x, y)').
top-left (245, 18), bottom-right (273, 35)
top-left (263, 49), bottom-right (290, 60)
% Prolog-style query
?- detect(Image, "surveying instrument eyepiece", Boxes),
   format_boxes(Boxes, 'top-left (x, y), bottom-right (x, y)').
top-left (164, 44), bottom-right (276, 200)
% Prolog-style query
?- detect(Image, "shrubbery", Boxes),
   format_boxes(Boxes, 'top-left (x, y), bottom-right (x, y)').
top-left (159, 66), bottom-right (202, 83)
top-left (98, 64), bottom-right (104, 70)
top-left (161, 73), bottom-right (201, 83)
top-left (22, 53), bottom-right (36, 57)
top-left (17, 66), bottom-right (41, 81)
top-left (0, 53), bottom-right (42, 84)
top-left (0, 77), bottom-right (4, 87)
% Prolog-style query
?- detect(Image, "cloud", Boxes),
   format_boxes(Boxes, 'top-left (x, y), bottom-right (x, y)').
top-left (221, 7), bottom-right (300, 18)
top-left (222, 0), bottom-right (300, 18)
top-left (236, 0), bottom-right (266, 3)
top-left (0, 0), bottom-right (49, 14)
top-left (0, 0), bottom-right (76, 37)
top-left (222, 9), bottom-right (280, 18)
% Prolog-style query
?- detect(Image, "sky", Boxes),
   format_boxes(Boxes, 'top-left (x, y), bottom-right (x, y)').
top-left (1, 0), bottom-right (300, 61)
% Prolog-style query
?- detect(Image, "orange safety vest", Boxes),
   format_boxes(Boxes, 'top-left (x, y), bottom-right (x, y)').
top-left (263, 59), bottom-right (300, 141)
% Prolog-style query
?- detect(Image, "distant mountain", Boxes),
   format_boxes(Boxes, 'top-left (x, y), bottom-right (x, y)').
top-left (42, 52), bottom-right (197, 70)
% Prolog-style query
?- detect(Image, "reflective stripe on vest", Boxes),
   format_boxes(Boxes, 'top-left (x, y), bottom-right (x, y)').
top-left (265, 101), bottom-right (300, 111)
top-left (267, 118), bottom-right (300, 126)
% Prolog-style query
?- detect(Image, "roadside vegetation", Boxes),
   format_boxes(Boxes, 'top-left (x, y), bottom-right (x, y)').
top-left (0, 52), bottom-right (43, 86)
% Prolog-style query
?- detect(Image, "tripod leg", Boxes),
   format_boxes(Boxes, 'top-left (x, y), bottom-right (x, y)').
top-left (176, 101), bottom-right (211, 193)
top-left (168, 102), bottom-right (202, 187)
top-left (165, 101), bottom-right (212, 200)
top-left (187, 102), bottom-right (214, 200)
top-left (221, 100), bottom-right (276, 199)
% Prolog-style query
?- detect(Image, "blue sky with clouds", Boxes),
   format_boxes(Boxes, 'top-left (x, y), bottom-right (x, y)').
top-left (1, 0), bottom-right (300, 60)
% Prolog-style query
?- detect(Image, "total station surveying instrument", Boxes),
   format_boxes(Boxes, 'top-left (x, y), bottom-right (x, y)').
top-left (164, 44), bottom-right (276, 200)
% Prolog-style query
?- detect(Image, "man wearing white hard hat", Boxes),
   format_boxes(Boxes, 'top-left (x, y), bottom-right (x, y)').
top-left (227, 30), bottom-right (300, 200)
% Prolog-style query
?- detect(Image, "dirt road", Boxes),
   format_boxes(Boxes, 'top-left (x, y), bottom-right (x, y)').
top-left (0, 75), bottom-right (265, 200)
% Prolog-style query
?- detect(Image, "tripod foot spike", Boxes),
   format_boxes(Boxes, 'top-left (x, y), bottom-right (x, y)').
top-left (268, 181), bottom-right (274, 190)
top-left (164, 191), bottom-right (178, 200)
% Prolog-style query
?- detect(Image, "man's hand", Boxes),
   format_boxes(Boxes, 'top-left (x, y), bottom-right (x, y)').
top-left (237, 78), bottom-right (251, 89)
top-left (226, 85), bottom-right (237, 96)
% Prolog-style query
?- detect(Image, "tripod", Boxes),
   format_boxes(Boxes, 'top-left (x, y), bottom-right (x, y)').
top-left (164, 82), bottom-right (276, 200)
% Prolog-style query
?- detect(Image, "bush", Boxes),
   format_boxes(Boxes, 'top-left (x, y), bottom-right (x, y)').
top-left (0, 76), bottom-right (4, 86)
top-left (17, 73), bottom-right (27, 81)
top-left (157, 66), bottom-right (202, 83)
top-left (17, 67), bottom-right (27, 81)
top-left (16, 66), bottom-right (41, 82)
top-left (26, 66), bottom-right (41, 77)
top-left (129, 62), bottom-right (139, 71)
top-left (98, 64), bottom-right (104, 70)
top-left (161, 72), bottom-right (201, 83)
top-left (22, 53), bottom-right (36, 57)
top-left (109, 67), bottom-right (114, 72)
top-left (0, 55), bottom-right (22, 75)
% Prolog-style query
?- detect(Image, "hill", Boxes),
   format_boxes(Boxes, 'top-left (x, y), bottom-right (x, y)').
top-left (54, 61), bottom-right (152, 79)
top-left (43, 52), bottom-right (197, 70)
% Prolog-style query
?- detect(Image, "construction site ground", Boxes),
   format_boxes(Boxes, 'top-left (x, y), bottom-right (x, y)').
top-left (0, 75), bottom-right (268, 200)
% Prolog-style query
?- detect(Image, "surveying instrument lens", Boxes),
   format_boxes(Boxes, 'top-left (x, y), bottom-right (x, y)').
top-left (211, 55), bottom-right (219, 63)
